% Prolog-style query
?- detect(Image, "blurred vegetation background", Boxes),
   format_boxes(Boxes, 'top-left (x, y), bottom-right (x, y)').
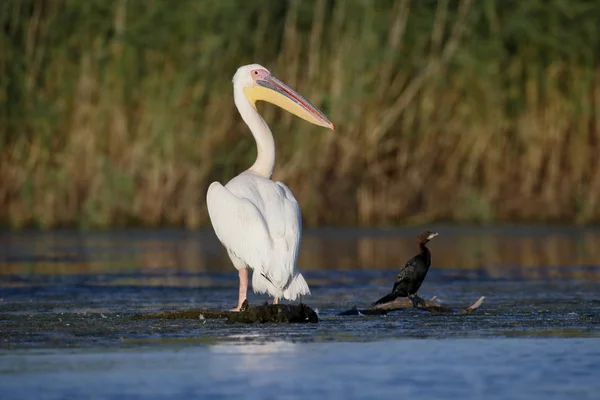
top-left (1, 0), bottom-right (599, 230)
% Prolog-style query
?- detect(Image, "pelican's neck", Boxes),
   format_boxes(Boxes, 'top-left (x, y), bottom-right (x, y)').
top-left (234, 85), bottom-right (275, 178)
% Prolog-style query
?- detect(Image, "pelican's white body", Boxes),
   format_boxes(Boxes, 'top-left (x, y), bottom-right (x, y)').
top-left (207, 173), bottom-right (308, 300)
top-left (206, 64), bottom-right (311, 301)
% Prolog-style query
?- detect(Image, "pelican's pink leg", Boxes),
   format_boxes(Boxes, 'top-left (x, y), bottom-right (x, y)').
top-left (231, 267), bottom-right (248, 312)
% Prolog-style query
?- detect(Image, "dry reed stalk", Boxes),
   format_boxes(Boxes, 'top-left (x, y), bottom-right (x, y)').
top-left (0, 0), bottom-right (599, 229)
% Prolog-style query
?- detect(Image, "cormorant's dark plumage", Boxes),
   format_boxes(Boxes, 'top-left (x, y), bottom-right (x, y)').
top-left (372, 231), bottom-right (438, 306)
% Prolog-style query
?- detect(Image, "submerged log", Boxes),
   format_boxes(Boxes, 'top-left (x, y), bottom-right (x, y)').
top-left (133, 295), bottom-right (482, 321)
top-left (338, 295), bottom-right (485, 316)
top-left (133, 300), bottom-right (318, 324)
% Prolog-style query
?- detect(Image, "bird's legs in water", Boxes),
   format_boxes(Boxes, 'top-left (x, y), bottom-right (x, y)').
top-left (273, 298), bottom-right (279, 305)
top-left (408, 294), bottom-right (426, 308)
top-left (231, 268), bottom-right (248, 312)
top-left (408, 294), bottom-right (417, 308)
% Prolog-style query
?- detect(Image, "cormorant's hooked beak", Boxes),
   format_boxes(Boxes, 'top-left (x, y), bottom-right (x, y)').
top-left (427, 232), bottom-right (439, 240)
top-left (243, 73), bottom-right (335, 130)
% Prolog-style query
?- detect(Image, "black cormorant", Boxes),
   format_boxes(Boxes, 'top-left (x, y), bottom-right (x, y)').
top-left (372, 231), bottom-right (438, 306)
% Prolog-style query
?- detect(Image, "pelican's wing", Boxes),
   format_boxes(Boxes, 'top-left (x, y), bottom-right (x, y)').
top-left (207, 178), bottom-right (304, 293)
top-left (206, 182), bottom-right (272, 274)
top-left (271, 182), bottom-right (309, 299)
top-left (269, 181), bottom-right (302, 281)
top-left (243, 180), bottom-right (302, 288)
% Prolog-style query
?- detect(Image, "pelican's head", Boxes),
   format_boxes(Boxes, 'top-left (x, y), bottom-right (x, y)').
top-left (233, 64), bottom-right (335, 130)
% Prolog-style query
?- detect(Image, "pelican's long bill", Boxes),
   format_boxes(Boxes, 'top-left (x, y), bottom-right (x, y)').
top-left (244, 74), bottom-right (335, 130)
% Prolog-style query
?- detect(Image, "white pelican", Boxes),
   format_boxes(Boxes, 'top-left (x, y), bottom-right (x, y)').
top-left (207, 64), bottom-right (335, 311)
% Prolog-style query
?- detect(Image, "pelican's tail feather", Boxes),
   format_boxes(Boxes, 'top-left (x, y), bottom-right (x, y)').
top-left (251, 270), bottom-right (282, 298)
top-left (283, 273), bottom-right (310, 301)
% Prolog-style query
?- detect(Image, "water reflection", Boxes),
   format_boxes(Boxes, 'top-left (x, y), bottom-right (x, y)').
top-left (210, 341), bottom-right (300, 376)
top-left (0, 227), bottom-right (599, 283)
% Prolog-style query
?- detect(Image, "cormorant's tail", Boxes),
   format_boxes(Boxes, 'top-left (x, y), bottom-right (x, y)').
top-left (372, 292), bottom-right (398, 306)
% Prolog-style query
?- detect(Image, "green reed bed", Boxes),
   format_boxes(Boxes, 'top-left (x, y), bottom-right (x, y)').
top-left (1, 0), bottom-right (599, 229)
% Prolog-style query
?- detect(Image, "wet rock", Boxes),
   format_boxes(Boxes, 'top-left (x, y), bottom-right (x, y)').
top-left (226, 301), bottom-right (318, 324)
top-left (132, 309), bottom-right (231, 320)
top-left (133, 300), bottom-right (319, 324)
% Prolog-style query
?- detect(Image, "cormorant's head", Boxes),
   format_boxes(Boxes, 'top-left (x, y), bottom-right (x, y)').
top-left (418, 231), bottom-right (438, 244)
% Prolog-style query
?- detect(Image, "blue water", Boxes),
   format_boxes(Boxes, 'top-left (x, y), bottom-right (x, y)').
top-left (1, 339), bottom-right (599, 400)
top-left (1, 227), bottom-right (600, 399)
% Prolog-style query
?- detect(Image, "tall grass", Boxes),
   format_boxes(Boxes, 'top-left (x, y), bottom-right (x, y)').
top-left (1, 0), bottom-right (599, 229)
